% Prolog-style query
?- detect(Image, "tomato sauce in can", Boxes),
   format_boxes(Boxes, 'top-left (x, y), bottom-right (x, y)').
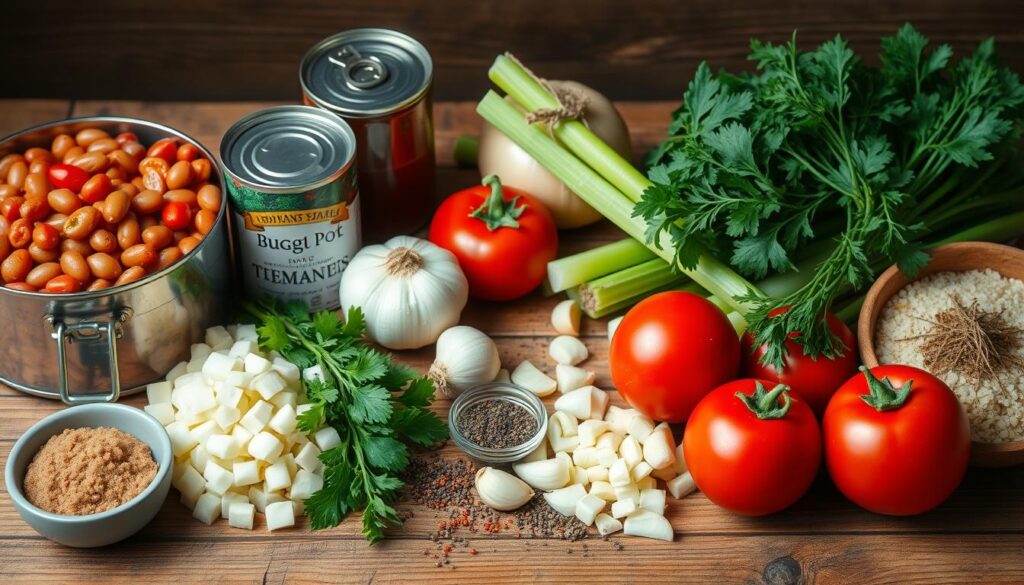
top-left (220, 105), bottom-right (360, 312)
top-left (300, 28), bottom-right (435, 243)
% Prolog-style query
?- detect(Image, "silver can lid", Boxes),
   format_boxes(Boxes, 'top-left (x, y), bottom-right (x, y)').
top-left (219, 105), bottom-right (356, 192)
top-left (301, 28), bottom-right (433, 118)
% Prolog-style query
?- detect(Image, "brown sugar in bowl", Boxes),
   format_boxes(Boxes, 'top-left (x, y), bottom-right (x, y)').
top-left (857, 242), bottom-right (1024, 467)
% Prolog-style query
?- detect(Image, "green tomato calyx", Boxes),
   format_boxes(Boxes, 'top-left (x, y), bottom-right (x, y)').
top-left (737, 381), bottom-right (792, 420)
top-left (469, 174), bottom-right (527, 231)
top-left (858, 366), bottom-right (912, 411)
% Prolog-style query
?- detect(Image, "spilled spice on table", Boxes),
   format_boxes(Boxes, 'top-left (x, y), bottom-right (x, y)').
top-left (403, 454), bottom-right (622, 568)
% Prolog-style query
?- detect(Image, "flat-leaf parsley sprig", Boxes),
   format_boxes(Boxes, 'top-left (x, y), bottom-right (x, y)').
top-left (243, 299), bottom-right (448, 543)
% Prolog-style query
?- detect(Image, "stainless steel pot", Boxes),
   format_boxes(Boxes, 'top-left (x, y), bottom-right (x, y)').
top-left (0, 118), bottom-right (232, 404)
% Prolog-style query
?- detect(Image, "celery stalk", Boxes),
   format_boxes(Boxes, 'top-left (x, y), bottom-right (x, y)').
top-left (547, 238), bottom-right (656, 292)
top-left (477, 91), bottom-right (760, 313)
top-left (578, 259), bottom-right (684, 314)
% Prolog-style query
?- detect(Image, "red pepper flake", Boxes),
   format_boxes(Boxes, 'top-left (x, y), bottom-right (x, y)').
top-left (470, 548), bottom-right (478, 555)
top-left (439, 520), bottom-right (447, 529)
top-left (443, 544), bottom-right (453, 553)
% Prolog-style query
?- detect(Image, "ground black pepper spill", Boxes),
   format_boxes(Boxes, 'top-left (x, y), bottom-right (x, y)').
top-left (455, 398), bottom-right (538, 449)
top-left (402, 454), bottom-right (618, 568)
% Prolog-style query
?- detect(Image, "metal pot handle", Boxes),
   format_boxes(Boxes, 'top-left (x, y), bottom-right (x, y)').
top-left (49, 311), bottom-right (130, 404)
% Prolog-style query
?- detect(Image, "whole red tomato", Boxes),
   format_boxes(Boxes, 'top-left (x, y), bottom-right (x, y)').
top-left (743, 310), bottom-right (859, 417)
top-left (610, 291), bottom-right (739, 422)
top-left (683, 379), bottom-right (821, 516)
top-left (823, 365), bottom-right (970, 515)
top-left (429, 175), bottom-right (557, 301)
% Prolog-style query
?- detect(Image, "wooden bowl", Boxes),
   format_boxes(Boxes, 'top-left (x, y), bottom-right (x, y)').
top-left (858, 241), bottom-right (1024, 467)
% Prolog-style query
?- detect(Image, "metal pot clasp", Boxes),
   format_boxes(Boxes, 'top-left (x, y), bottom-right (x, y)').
top-left (46, 309), bottom-right (133, 405)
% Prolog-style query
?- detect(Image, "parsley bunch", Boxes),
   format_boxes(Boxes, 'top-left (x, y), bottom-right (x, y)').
top-left (639, 24), bottom-right (1024, 366)
top-left (244, 299), bottom-right (447, 543)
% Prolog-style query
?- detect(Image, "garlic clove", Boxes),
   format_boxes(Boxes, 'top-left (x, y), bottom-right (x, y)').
top-left (511, 360), bottom-right (557, 397)
top-left (571, 446), bottom-right (599, 468)
top-left (551, 299), bottom-right (582, 336)
top-left (628, 413), bottom-right (656, 442)
top-left (522, 439), bottom-right (550, 463)
top-left (575, 494), bottom-right (606, 526)
top-left (590, 386), bottom-right (610, 420)
top-left (513, 456), bottom-right (571, 490)
top-left (611, 498), bottom-right (637, 518)
top-left (548, 335), bottom-right (588, 366)
top-left (604, 405), bottom-right (640, 435)
top-left (554, 385), bottom-right (593, 419)
top-left (543, 484), bottom-right (587, 516)
top-left (555, 364), bottom-right (594, 394)
top-left (595, 430), bottom-right (623, 451)
top-left (642, 423), bottom-right (677, 470)
top-left (595, 513), bottom-right (623, 536)
top-left (475, 467), bottom-right (534, 512)
top-left (586, 466), bottom-right (610, 484)
top-left (573, 466), bottom-right (590, 486)
top-left (608, 458), bottom-right (632, 487)
top-left (607, 316), bottom-right (623, 341)
top-left (640, 488), bottom-right (667, 515)
top-left (635, 476), bottom-right (657, 491)
top-left (624, 510), bottom-right (674, 542)
top-left (667, 471), bottom-right (698, 499)
top-left (614, 485), bottom-right (640, 504)
top-left (589, 480), bottom-right (616, 501)
top-left (619, 435), bottom-right (643, 468)
top-left (595, 447), bottom-right (618, 468)
top-left (577, 419), bottom-right (610, 448)
top-left (631, 461), bottom-right (654, 482)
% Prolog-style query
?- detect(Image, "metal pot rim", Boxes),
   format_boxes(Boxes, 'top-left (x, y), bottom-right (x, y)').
top-left (0, 115), bottom-right (228, 300)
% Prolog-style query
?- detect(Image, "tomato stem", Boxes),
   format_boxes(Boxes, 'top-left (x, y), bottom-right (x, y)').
top-left (858, 366), bottom-right (912, 411)
top-left (736, 381), bottom-right (792, 419)
top-left (469, 174), bottom-right (526, 231)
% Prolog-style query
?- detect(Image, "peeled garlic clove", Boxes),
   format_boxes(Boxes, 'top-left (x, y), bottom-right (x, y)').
top-left (587, 467), bottom-right (610, 484)
top-left (573, 466), bottom-right (589, 486)
top-left (631, 461), bottom-right (654, 482)
top-left (595, 513), bottom-right (623, 536)
top-left (555, 364), bottom-right (594, 394)
top-left (595, 430), bottom-right (623, 451)
top-left (575, 494), bottom-right (606, 526)
top-left (571, 446), bottom-right (599, 468)
top-left (640, 488), bottom-right (666, 515)
top-left (619, 435), bottom-right (643, 468)
top-left (590, 386), bottom-right (610, 419)
top-left (549, 335), bottom-right (588, 366)
top-left (608, 458), bottom-right (632, 487)
top-left (642, 423), bottom-right (677, 470)
top-left (548, 411), bottom-right (581, 454)
top-left (511, 360), bottom-right (557, 397)
top-left (554, 385), bottom-right (593, 419)
top-left (522, 440), bottom-right (550, 463)
top-left (611, 498), bottom-right (637, 518)
top-left (667, 471), bottom-right (698, 499)
top-left (513, 456), bottom-right (571, 490)
top-left (635, 476), bottom-right (657, 491)
top-left (607, 316), bottom-right (623, 341)
top-left (624, 510), bottom-right (674, 542)
top-left (589, 480), bottom-right (616, 501)
top-left (543, 483), bottom-right (587, 516)
top-left (604, 405), bottom-right (639, 435)
top-left (493, 368), bottom-right (511, 383)
top-left (475, 467), bottom-right (534, 512)
top-left (628, 413), bottom-right (656, 442)
top-left (577, 419), bottom-right (610, 448)
top-left (551, 299), bottom-right (582, 336)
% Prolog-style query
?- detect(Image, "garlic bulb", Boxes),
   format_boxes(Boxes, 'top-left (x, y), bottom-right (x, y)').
top-left (475, 467), bottom-right (534, 511)
top-left (338, 236), bottom-right (468, 350)
top-left (428, 326), bottom-right (501, 398)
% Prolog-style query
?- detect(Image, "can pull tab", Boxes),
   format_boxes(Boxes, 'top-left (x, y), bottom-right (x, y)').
top-left (329, 45), bottom-right (388, 90)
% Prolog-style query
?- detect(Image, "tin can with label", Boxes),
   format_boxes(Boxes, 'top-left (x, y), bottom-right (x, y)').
top-left (300, 28), bottom-right (435, 243)
top-left (220, 105), bottom-right (360, 312)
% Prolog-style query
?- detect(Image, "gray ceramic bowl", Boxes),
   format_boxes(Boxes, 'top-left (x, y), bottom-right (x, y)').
top-left (4, 403), bottom-right (172, 547)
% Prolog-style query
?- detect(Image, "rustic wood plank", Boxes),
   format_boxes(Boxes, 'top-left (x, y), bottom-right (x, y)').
top-left (5, 0), bottom-right (1024, 101)
top-left (0, 100), bottom-right (71, 138)
top-left (2, 534), bottom-right (1024, 584)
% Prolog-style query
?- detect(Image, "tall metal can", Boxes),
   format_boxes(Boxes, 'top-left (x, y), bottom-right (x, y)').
top-left (220, 106), bottom-right (360, 312)
top-left (300, 28), bottom-right (435, 243)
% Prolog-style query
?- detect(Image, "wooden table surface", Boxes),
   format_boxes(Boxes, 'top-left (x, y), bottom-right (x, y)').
top-left (1, 98), bottom-right (1023, 585)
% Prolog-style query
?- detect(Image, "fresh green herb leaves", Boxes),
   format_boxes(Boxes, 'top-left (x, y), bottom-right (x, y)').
top-left (640, 24), bottom-right (1024, 366)
top-left (244, 299), bottom-right (447, 543)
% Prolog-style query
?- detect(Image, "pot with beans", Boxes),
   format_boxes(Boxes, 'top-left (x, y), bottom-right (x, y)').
top-left (0, 118), bottom-right (231, 403)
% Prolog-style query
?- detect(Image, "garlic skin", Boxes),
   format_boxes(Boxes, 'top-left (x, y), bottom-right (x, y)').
top-left (339, 236), bottom-right (468, 350)
top-left (428, 326), bottom-right (501, 398)
top-left (475, 467), bottom-right (534, 512)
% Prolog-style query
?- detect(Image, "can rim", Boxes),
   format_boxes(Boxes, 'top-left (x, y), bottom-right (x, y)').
top-left (299, 28), bottom-right (433, 118)
top-left (219, 105), bottom-right (357, 194)
top-left (0, 116), bottom-right (228, 300)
